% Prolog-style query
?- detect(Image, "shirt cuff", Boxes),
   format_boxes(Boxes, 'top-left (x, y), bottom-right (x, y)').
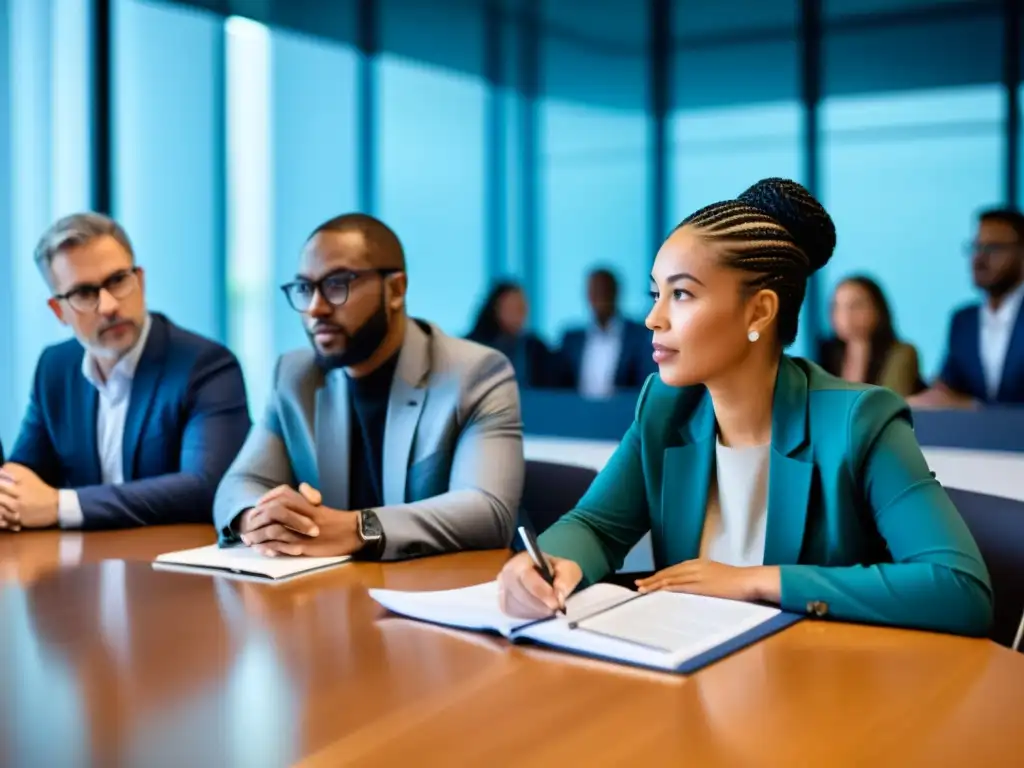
top-left (57, 489), bottom-right (84, 529)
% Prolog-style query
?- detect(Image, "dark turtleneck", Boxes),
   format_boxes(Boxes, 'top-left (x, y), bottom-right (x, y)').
top-left (345, 352), bottom-right (400, 511)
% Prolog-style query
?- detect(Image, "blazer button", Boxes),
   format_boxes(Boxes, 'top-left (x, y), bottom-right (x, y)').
top-left (806, 601), bottom-right (829, 617)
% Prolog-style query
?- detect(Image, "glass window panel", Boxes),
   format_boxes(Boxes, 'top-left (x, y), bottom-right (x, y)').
top-left (113, 0), bottom-right (224, 341)
top-left (825, 0), bottom-right (997, 21)
top-left (377, 0), bottom-right (487, 337)
top-left (538, 0), bottom-right (650, 343)
top-left (5, 0), bottom-right (92, 444)
top-left (819, 86), bottom-right (1005, 378)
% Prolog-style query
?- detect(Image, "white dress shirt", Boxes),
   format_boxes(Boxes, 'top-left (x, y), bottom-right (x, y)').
top-left (979, 282), bottom-right (1024, 401)
top-left (57, 314), bottom-right (153, 528)
top-left (699, 437), bottom-right (770, 567)
top-left (578, 317), bottom-right (624, 400)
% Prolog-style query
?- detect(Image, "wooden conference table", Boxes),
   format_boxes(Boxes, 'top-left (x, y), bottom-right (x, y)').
top-left (2, 527), bottom-right (1024, 767)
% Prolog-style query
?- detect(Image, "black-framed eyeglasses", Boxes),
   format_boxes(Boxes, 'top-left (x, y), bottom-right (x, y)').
top-left (964, 241), bottom-right (1020, 258)
top-left (280, 268), bottom-right (402, 312)
top-left (53, 267), bottom-right (141, 313)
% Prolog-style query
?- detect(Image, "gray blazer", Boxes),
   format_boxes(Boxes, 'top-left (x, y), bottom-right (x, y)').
top-left (213, 318), bottom-right (524, 559)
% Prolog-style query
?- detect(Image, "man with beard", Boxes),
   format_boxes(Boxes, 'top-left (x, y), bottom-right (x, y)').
top-left (213, 213), bottom-right (524, 561)
top-left (1, 213), bottom-right (251, 531)
top-left (911, 209), bottom-right (1024, 407)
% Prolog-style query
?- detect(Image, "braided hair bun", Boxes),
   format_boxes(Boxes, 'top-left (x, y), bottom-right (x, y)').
top-left (737, 178), bottom-right (836, 274)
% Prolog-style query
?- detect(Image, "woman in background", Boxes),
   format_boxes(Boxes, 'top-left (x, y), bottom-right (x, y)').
top-left (819, 275), bottom-right (921, 397)
top-left (467, 281), bottom-right (562, 388)
top-left (496, 178), bottom-right (991, 637)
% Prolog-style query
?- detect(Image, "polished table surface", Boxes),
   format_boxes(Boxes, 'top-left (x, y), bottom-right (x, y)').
top-left (3, 526), bottom-right (1024, 767)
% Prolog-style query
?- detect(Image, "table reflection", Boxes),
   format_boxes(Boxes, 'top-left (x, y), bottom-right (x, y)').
top-left (0, 563), bottom-right (275, 766)
top-left (690, 623), bottom-right (993, 765)
top-left (0, 530), bottom-right (83, 585)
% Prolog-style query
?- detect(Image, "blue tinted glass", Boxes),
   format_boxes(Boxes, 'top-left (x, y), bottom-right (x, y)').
top-left (114, 0), bottom-right (223, 341)
top-left (3, 0), bottom-right (92, 444)
top-left (377, 56), bottom-right (487, 336)
top-left (537, 0), bottom-right (650, 342)
top-left (820, 86), bottom-right (1004, 376)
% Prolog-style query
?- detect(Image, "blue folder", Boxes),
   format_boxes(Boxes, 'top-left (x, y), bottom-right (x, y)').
top-left (504, 610), bottom-right (804, 675)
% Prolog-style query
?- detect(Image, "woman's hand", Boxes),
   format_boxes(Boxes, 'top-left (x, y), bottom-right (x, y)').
top-left (635, 560), bottom-right (780, 603)
top-left (497, 551), bottom-right (584, 619)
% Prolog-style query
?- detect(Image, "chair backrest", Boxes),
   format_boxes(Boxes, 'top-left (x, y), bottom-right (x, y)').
top-left (516, 460), bottom-right (598, 541)
top-left (946, 487), bottom-right (1024, 649)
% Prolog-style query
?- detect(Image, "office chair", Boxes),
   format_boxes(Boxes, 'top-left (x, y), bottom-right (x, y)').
top-left (513, 460), bottom-right (598, 546)
top-left (946, 487), bottom-right (1024, 650)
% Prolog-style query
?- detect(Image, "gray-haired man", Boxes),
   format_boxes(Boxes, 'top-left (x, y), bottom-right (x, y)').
top-left (1, 212), bottom-right (251, 531)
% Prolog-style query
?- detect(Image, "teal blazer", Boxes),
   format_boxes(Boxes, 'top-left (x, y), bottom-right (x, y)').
top-left (538, 357), bottom-right (993, 637)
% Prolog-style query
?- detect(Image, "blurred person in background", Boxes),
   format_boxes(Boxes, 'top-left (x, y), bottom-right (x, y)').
top-left (557, 268), bottom-right (657, 399)
top-left (467, 281), bottom-right (562, 389)
top-left (818, 275), bottom-right (921, 397)
top-left (911, 208), bottom-right (1024, 408)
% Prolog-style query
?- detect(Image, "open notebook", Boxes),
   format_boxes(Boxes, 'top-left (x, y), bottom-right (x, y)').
top-left (369, 581), bottom-right (802, 675)
top-left (153, 544), bottom-right (351, 583)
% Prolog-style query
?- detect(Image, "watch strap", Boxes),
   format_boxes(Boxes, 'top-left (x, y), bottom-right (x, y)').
top-left (355, 509), bottom-right (386, 560)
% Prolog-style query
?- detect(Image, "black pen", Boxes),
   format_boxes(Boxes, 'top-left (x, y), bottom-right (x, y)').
top-left (517, 525), bottom-right (567, 615)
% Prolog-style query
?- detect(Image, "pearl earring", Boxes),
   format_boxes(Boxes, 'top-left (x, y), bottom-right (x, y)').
top-left (748, 330), bottom-right (760, 343)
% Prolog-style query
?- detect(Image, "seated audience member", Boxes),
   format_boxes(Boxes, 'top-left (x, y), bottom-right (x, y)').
top-left (0, 214), bottom-right (250, 532)
top-left (466, 281), bottom-right (561, 388)
top-left (818, 275), bottom-right (921, 397)
top-left (911, 208), bottom-right (1024, 408)
top-left (497, 178), bottom-right (992, 637)
top-left (557, 268), bottom-right (657, 398)
top-left (214, 214), bottom-right (524, 560)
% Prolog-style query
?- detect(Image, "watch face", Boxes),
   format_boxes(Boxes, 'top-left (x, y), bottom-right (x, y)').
top-left (361, 511), bottom-right (383, 540)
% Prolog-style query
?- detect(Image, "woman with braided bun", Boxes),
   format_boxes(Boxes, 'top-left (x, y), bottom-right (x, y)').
top-left (498, 178), bottom-right (992, 637)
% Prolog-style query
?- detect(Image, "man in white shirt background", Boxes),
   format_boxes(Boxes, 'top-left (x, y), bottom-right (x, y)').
top-left (911, 208), bottom-right (1024, 408)
top-left (556, 268), bottom-right (656, 399)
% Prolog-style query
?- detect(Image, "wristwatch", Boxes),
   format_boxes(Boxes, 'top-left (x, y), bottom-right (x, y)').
top-left (356, 509), bottom-right (385, 560)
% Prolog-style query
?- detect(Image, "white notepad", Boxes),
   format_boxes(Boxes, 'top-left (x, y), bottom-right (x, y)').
top-left (153, 544), bottom-right (351, 583)
top-left (369, 581), bottom-right (800, 674)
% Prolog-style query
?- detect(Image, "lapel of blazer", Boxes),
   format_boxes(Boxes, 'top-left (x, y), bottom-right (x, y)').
top-left (998, 300), bottom-right (1024, 401)
top-left (315, 368), bottom-right (350, 509)
top-left (763, 357), bottom-right (814, 566)
top-left (566, 331), bottom-right (584, 374)
top-left (660, 391), bottom-right (715, 563)
top-left (122, 316), bottom-right (168, 481)
top-left (961, 307), bottom-right (988, 400)
top-left (382, 319), bottom-right (430, 506)
top-left (613, 321), bottom-right (634, 386)
top-left (71, 349), bottom-right (102, 485)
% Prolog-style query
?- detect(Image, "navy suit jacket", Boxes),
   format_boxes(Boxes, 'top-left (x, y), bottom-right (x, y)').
top-left (8, 313), bottom-right (252, 528)
top-left (558, 319), bottom-right (655, 391)
top-left (938, 303), bottom-right (1024, 404)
